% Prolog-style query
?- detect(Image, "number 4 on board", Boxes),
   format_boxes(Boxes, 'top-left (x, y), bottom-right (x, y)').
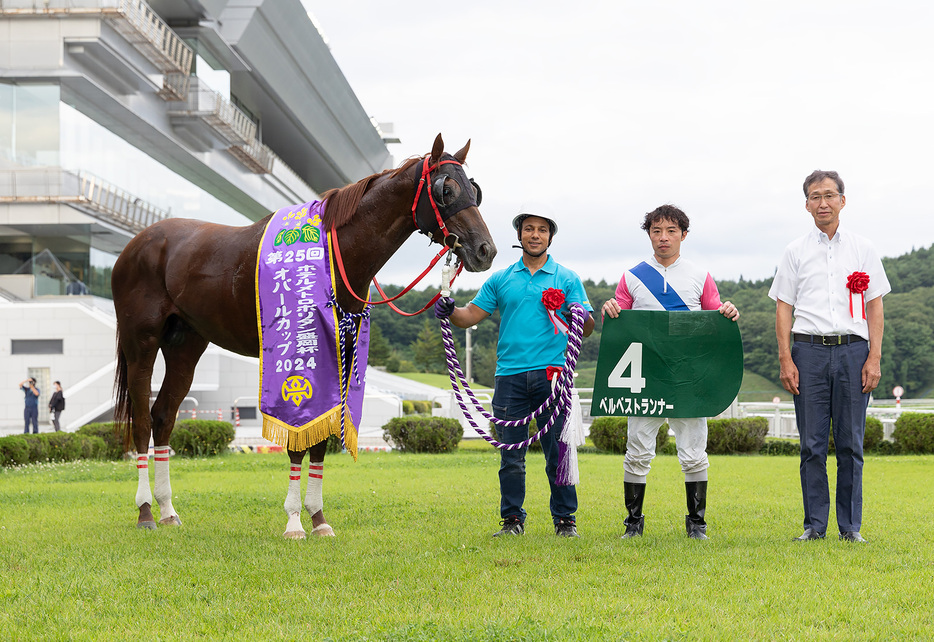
top-left (607, 342), bottom-right (646, 393)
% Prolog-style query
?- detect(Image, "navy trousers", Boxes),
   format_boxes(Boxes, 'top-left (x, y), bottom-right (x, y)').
top-left (24, 406), bottom-right (38, 434)
top-left (492, 369), bottom-right (577, 525)
top-left (792, 340), bottom-right (870, 534)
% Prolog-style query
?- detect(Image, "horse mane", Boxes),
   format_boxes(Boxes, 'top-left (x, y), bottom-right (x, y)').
top-left (320, 155), bottom-right (424, 230)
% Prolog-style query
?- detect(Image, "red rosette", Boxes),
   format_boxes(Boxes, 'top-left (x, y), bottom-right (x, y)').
top-left (846, 271), bottom-right (870, 320)
top-left (846, 271), bottom-right (870, 294)
top-left (542, 288), bottom-right (566, 311)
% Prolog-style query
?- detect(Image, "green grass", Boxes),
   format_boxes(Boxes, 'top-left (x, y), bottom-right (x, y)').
top-left (738, 370), bottom-right (792, 402)
top-left (2, 452), bottom-right (932, 640)
top-left (394, 371), bottom-right (458, 389)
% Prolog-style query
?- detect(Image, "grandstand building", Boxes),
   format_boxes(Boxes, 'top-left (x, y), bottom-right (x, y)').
top-left (0, 0), bottom-right (395, 432)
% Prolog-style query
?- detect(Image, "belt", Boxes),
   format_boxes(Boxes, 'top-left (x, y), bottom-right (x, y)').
top-left (793, 333), bottom-right (866, 346)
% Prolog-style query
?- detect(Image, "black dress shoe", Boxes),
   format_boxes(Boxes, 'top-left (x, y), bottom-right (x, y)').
top-left (839, 531), bottom-right (867, 543)
top-left (793, 528), bottom-right (826, 541)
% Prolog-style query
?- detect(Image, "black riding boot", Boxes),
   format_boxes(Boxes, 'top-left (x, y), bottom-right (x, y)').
top-left (622, 481), bottom-right (646, 538)
top-left (685, 480), bottom-right (708, 540)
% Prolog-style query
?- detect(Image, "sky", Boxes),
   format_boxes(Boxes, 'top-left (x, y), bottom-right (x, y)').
top-left (304, 1), bottom-right (933, 292)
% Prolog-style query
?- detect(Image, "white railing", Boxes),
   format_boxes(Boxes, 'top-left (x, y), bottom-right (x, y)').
top-left (170, 77), bottom-right (257, 145)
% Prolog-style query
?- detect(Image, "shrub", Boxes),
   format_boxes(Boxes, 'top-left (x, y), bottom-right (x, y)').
top-left (325, 434), bottom-right (343, 454)
top-left (706, 417), bottom-right (769, 454)
top-left (45, 432), bottom-right (72, 461)
top-left (26, 435), bottom-right (51, 463)
top-left (864, 416), bottom-right (884, 452)
top-left (760, 439), bottom-right (800, 456)
top-left (873, 440), bottom-right (903, 456)
top-left (402, 400), bottom-right (415, 415)
top-left (77, 422), bottom-right (126, 459)
top-left (892, 412), bottom-right (934, 454)
top-left (588, 417), bottom-right (669, 455)
top-left (383, 416), bottom-right (463, 453)
top-left (412, 400), bottom-right (432, 415)
top-left (0, 435), bottom-right (30, 467)
top-left (169, 419), bottom-right (235, 457)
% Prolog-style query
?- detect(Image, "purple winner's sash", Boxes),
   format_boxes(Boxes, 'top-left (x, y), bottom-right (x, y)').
top-left (255, 200), bottom-right (369, 459)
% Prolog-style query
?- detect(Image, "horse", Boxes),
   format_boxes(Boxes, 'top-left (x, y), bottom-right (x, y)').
top-left (111, 134), bottom-right (496, 537)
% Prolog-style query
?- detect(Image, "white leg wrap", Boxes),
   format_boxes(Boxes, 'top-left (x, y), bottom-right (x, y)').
top-left (135, 454), bottom-right (152, 508)
top-left (304, 461), bottom-right (324, 516)
top-left (283, 463), bottom-right (305, 537)
top-left (153, 446), bottom-right (177, 519)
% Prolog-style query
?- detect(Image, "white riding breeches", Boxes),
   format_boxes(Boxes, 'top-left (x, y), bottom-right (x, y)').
top-left (623, 416), bottom-right (709, 482)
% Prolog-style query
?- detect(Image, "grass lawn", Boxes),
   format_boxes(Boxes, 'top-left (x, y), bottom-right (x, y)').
top-left (2, 450), bottom-right (932, 640)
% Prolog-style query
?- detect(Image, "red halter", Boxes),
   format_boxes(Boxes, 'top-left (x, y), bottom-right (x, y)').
top-left (328, 155), bottom-right (468, 315)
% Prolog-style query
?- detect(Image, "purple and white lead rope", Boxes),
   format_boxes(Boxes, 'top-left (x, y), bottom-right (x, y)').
top-left (439, 304), bottom-right (585, 451)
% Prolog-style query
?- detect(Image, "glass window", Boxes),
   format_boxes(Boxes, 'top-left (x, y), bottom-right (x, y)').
top-left (0, 83), bottom-right (60, 168)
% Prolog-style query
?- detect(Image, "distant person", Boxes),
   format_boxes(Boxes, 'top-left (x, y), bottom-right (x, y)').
top-left (436, 205), bottom-right (595, 537)
top-left (66, 279), bottom-right (89, 295)
top-left (49, 381), bottom-right (65, 432)
top-left (19, 377), bottom-right (40, 434)
top-left (602, 204), bottom-right (739, 540)
top-left (770, 170), bottom-right (890, 544)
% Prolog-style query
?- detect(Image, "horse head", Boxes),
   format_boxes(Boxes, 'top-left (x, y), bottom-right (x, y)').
top-left (414, 134), bottom-right (496, 272)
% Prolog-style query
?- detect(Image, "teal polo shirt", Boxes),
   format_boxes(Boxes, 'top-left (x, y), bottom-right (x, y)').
top-left (471, 255), bottom-right (593, 377)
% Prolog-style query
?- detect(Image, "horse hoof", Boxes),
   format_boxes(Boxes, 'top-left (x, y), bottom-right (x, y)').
top-left (311, 524), bottom-right (335, 537)
top-left (137, 520), bottom-right (157, 530)
top-left (159, 515), bottom-right (182, 526)
top-left (284, 530), bottom-right (306, 540)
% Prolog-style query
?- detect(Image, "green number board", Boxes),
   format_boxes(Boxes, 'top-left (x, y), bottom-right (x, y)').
top-left (591, 310), bottom-right (743, 418)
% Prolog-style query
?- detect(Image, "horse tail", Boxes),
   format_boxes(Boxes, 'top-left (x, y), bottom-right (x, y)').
top-left (113, 333), bottom-right (134, 453)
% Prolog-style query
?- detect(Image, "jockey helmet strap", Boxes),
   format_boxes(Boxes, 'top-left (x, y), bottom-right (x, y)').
top-left (411, 153), bottom-right (481, 242)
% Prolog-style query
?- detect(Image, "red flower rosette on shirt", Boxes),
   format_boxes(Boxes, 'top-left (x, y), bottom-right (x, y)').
top-left (846, 271), bottom-right (870, 320)
top-left (542, 288), bottom-right (568, 335)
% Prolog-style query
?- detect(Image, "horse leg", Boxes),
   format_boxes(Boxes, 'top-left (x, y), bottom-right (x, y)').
top-left (150, 333), bottom-right (209, 527)
top-left (124, 336), bottom-right (161, 530)
top-left (304, 440), bottom-right (334, 536)
top-left (284, 449), bottom-right (307, 539)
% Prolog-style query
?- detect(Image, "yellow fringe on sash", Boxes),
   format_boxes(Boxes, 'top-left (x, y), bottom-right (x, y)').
top-left (261, 405), bottom-right (359, 460)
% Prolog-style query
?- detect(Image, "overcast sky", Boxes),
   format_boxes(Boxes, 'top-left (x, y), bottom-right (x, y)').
top-left (304, 1), bottom-right (933, 293)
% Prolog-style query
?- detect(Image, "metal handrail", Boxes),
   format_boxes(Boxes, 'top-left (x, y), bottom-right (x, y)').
top-left (0, 167), bottom-right (169, 232)
top-left (0, 0), bottom-right (193, 76)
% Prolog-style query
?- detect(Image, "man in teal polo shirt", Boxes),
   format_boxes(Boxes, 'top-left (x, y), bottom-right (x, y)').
top-left (436, 206), bottom-right (595, 537)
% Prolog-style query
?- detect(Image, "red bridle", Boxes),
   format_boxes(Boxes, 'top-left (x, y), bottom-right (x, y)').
top-left (329, 155), bottom-right (468, 316)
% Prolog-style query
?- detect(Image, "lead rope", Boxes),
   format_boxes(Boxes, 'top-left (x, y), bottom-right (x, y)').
top-left (326, 291), bottom-right (370, 450)
top-left (439, 304), bottom-right (585, 458)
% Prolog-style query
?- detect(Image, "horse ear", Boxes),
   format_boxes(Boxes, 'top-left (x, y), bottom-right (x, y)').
top-left (430, 134), bottom-right (444, 163)
top-left (453, 140), bottom-right (470, 163)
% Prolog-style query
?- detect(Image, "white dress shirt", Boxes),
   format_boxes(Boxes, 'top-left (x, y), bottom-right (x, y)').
top-left (769, 226), bottom-right (890, 339)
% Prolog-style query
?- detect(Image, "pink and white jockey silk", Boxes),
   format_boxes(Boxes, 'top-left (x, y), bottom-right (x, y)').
top-left (615, 256), bottom-right (722, 311)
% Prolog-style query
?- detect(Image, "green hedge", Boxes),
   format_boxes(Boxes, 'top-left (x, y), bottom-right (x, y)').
top-left (706, 417), bottom-right (769, 454)
top-left (0, 432), bottom-right (107, 467)
top-left (402, 400), bottom-right (434, 415)
top-left (588, 417), bottom-right (669, 455)
top-left (169, 419), bottom-right (235, 457)
top-left (77, 422), bottom-right (126, 459)
top-left (383, 416), bottom-right (463, 453)
top-left (892, 412), bottom-right (934, 453)
top-left (759, 438), bottom-right (800, 456)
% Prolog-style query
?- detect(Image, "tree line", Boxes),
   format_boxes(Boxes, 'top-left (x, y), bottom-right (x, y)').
top-left (367, 244), bottom-right (934, 397)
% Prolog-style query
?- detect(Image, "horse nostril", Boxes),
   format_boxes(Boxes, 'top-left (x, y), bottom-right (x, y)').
top-left (479, 242), bottom-right (496, 262)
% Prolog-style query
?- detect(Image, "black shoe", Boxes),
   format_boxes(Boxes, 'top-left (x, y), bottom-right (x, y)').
top-left (493, 516), bottom-right (524, 537)
top-left (622, 516), bottom-right (644, 539)
top-left (555, 518), bottom-right (579, 538)
top-left (622, 481), bottom-right (646, 539)
top-left (684, 481), bottom-right (708, 540)
top-left (793, 528), bottom-right (826, 541)
top-left (839, 531), bottom-right (867, 543)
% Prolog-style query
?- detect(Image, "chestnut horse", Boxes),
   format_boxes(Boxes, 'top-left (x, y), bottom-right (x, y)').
top-left (111, 135), bottom-right (496, 537)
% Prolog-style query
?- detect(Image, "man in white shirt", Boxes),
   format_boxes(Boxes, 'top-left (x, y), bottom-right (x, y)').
top-left (769, 170), bottom-right (890, 543)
